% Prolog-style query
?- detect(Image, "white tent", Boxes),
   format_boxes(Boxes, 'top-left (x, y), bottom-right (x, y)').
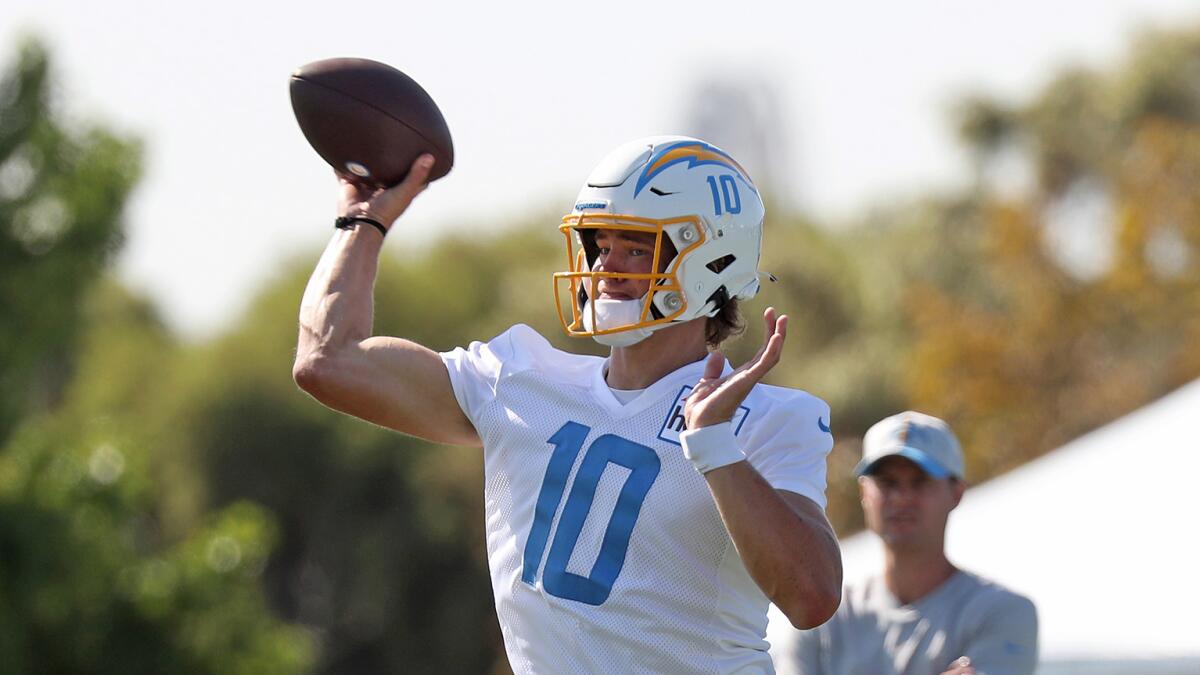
top-left (768, 378), bottom-right (1200, 671)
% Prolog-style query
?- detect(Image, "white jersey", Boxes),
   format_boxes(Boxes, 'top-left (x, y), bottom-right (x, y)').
top-left (441, 325), bottom-right (833, 674)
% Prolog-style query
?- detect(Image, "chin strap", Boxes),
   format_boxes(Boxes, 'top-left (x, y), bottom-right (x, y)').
top-left (582, 298), bottom-right (655, 346)
top-left (593, 329), bottom-right (653, 347)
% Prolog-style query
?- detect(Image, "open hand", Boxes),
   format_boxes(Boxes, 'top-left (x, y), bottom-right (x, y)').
top-left (337, 154), bottom-right (435, 229)
top-left (683, 307), bottom-right (787, 430)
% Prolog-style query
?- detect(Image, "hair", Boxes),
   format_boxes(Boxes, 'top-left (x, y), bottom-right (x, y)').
top-left (705, 297), bottom-right (744, 348)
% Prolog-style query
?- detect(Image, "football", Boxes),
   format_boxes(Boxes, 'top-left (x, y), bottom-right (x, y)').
top-left (289, 57), bottom-right (454, 186)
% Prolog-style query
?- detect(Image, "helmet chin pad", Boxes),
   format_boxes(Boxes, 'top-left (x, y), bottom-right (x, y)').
top-left (581, 298), bottom-right (654, 347)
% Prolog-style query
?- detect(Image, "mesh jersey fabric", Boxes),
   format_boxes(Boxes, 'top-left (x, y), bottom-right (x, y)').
top-left (441, 324), bottom-right (833, 674)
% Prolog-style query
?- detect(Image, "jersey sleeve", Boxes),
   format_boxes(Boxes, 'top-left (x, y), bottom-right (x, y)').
top-left (962, 591), bottom-right (1039, 675)
top-left (741, 394), bottom-right (834, 509)
top-left (439, 326), bottom-right (518, 425)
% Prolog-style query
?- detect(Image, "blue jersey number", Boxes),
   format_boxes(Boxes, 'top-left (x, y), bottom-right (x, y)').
top-left (520, 421), bottom-right (661, 605)
top-left (705, 174), bottom-right (742, 216)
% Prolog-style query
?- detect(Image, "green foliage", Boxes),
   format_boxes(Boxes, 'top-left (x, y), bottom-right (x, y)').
top-left (0, 39), bottom-right (312, 674)
top-left (0, 416), bottom-right (310, 675)
top-left (873, 26), bottom-right (1200, 521)
top-left (0, 38), bottom-right (141, 446)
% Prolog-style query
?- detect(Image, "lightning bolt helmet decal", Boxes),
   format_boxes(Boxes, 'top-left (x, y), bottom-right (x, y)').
top-left (633, 140), bottom-right (759, 197)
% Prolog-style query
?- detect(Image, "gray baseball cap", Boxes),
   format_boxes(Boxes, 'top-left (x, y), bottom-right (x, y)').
top-left (855, 411), bottom-right (964, 480)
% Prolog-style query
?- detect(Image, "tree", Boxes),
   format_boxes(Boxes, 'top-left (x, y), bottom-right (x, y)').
top-left (0, 39), bottom-right (140, 446)
top-left (903, 26), bottom-right (1200, 481)
top-left (745, 25), bottom-right (1200, 537)
top-left (0, 39), bottom-right (311, 673)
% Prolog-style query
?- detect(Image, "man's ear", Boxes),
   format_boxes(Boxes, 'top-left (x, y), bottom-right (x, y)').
top-left (949, 478), bottom-right (967, 509)
top-left (858, 476), bottom-right (869, 506)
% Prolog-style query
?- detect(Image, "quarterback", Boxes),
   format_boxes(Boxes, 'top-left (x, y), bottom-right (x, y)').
top-left (293, 136), bottom-right (843, 673)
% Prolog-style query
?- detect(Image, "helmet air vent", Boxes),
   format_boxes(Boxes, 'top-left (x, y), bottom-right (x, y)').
top-left (706, 255), bottom-right (736, 274)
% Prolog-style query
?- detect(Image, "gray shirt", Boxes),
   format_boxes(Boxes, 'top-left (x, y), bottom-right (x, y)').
top-left (781, 570), bottom-right (1038, 675)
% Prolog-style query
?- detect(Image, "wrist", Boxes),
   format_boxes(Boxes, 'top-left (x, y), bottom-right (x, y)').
top-left (680, 422), bottom-right (745, 474)
top-left (335, 214), bottom-right (388, 237)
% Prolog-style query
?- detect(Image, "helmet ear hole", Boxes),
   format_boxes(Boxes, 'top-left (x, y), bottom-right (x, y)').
top-left (706, 255), bottom-right (736, 274)
top-left (705, 286), bottom-right (730, 313)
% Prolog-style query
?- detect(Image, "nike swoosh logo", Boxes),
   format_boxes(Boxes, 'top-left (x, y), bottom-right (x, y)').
top-left (649, 187), bottom-right (678, 196)
top-left (818, 417), bottom-right (830, 433)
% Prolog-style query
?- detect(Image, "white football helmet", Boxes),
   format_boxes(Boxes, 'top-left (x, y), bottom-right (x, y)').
top-left (553, 135), bottom-right (765, 346)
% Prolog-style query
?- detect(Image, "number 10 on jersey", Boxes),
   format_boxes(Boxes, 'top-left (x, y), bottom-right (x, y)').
top-left (520, 421), bottom-right (661, 606)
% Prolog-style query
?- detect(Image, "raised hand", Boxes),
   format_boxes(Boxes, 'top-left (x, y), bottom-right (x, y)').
top-left (684, 307), bottom-right (787, 430)
top-left (337, 154), bottom-right (435, 229)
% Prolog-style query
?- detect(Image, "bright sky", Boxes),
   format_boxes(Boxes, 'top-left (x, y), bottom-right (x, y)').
top-left (4, 0), bottom-right (1198, 337)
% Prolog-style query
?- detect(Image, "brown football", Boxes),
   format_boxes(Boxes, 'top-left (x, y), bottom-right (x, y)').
top-left (290, 58), bottom-right (453, 186)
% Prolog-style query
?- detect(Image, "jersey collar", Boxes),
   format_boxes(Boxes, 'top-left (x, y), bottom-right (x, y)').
top-left (589, 354), bottom-right (733, 418)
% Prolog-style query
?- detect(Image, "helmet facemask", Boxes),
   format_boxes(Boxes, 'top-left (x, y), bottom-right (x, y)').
top-left (554, 214), bottom-right (700, 346)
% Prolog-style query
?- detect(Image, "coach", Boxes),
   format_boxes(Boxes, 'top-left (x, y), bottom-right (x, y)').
top-left (779, 411), bottom-right (1038, 675)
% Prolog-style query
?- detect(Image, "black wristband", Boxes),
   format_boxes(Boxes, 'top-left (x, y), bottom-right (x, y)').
top-left (335, 215), bottom-right (388, 237)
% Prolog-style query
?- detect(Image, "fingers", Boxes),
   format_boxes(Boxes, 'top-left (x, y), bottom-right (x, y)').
top-left (701, 351), bottom-right (724, 380)
top-left (763, 306), bottom-right (778, 332)
top-left (940, 657), bottom-right (975, 675)
top-left (763, 313), bottom-right (787, 366)
top-left (684, 352), bottom-right (729, 426)
top-left (335, 154), bottom-right (435, 225)
top-left (686, 308), bottom-right (789, 428)
top-left (770, 307), bottom-right (787, 340)
top-left (389, 153), bottom-right (435, 203)
top-left (366, 154), bottom-right (434, 223)
top-left (740, 334), bottom-right (782, 383)
top-left (687, 352), bottom-right (726, 405)
top-left (763, 307), bottom-right (787, 347)
top-left (335, 169), bottom-right (372, 201)
top-left (733, 307), bottom-right (787, 378)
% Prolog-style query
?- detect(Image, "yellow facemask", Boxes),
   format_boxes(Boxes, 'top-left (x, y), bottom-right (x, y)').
top-left (552, 212), bottom-right (708, 341)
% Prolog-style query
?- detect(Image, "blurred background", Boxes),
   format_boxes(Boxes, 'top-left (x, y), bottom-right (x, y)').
top-left (3, 1), bottom-right (1200, 673)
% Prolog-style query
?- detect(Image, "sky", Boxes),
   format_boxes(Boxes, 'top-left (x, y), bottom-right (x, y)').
top-left (4, 0), bottom-right (1199, 337)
